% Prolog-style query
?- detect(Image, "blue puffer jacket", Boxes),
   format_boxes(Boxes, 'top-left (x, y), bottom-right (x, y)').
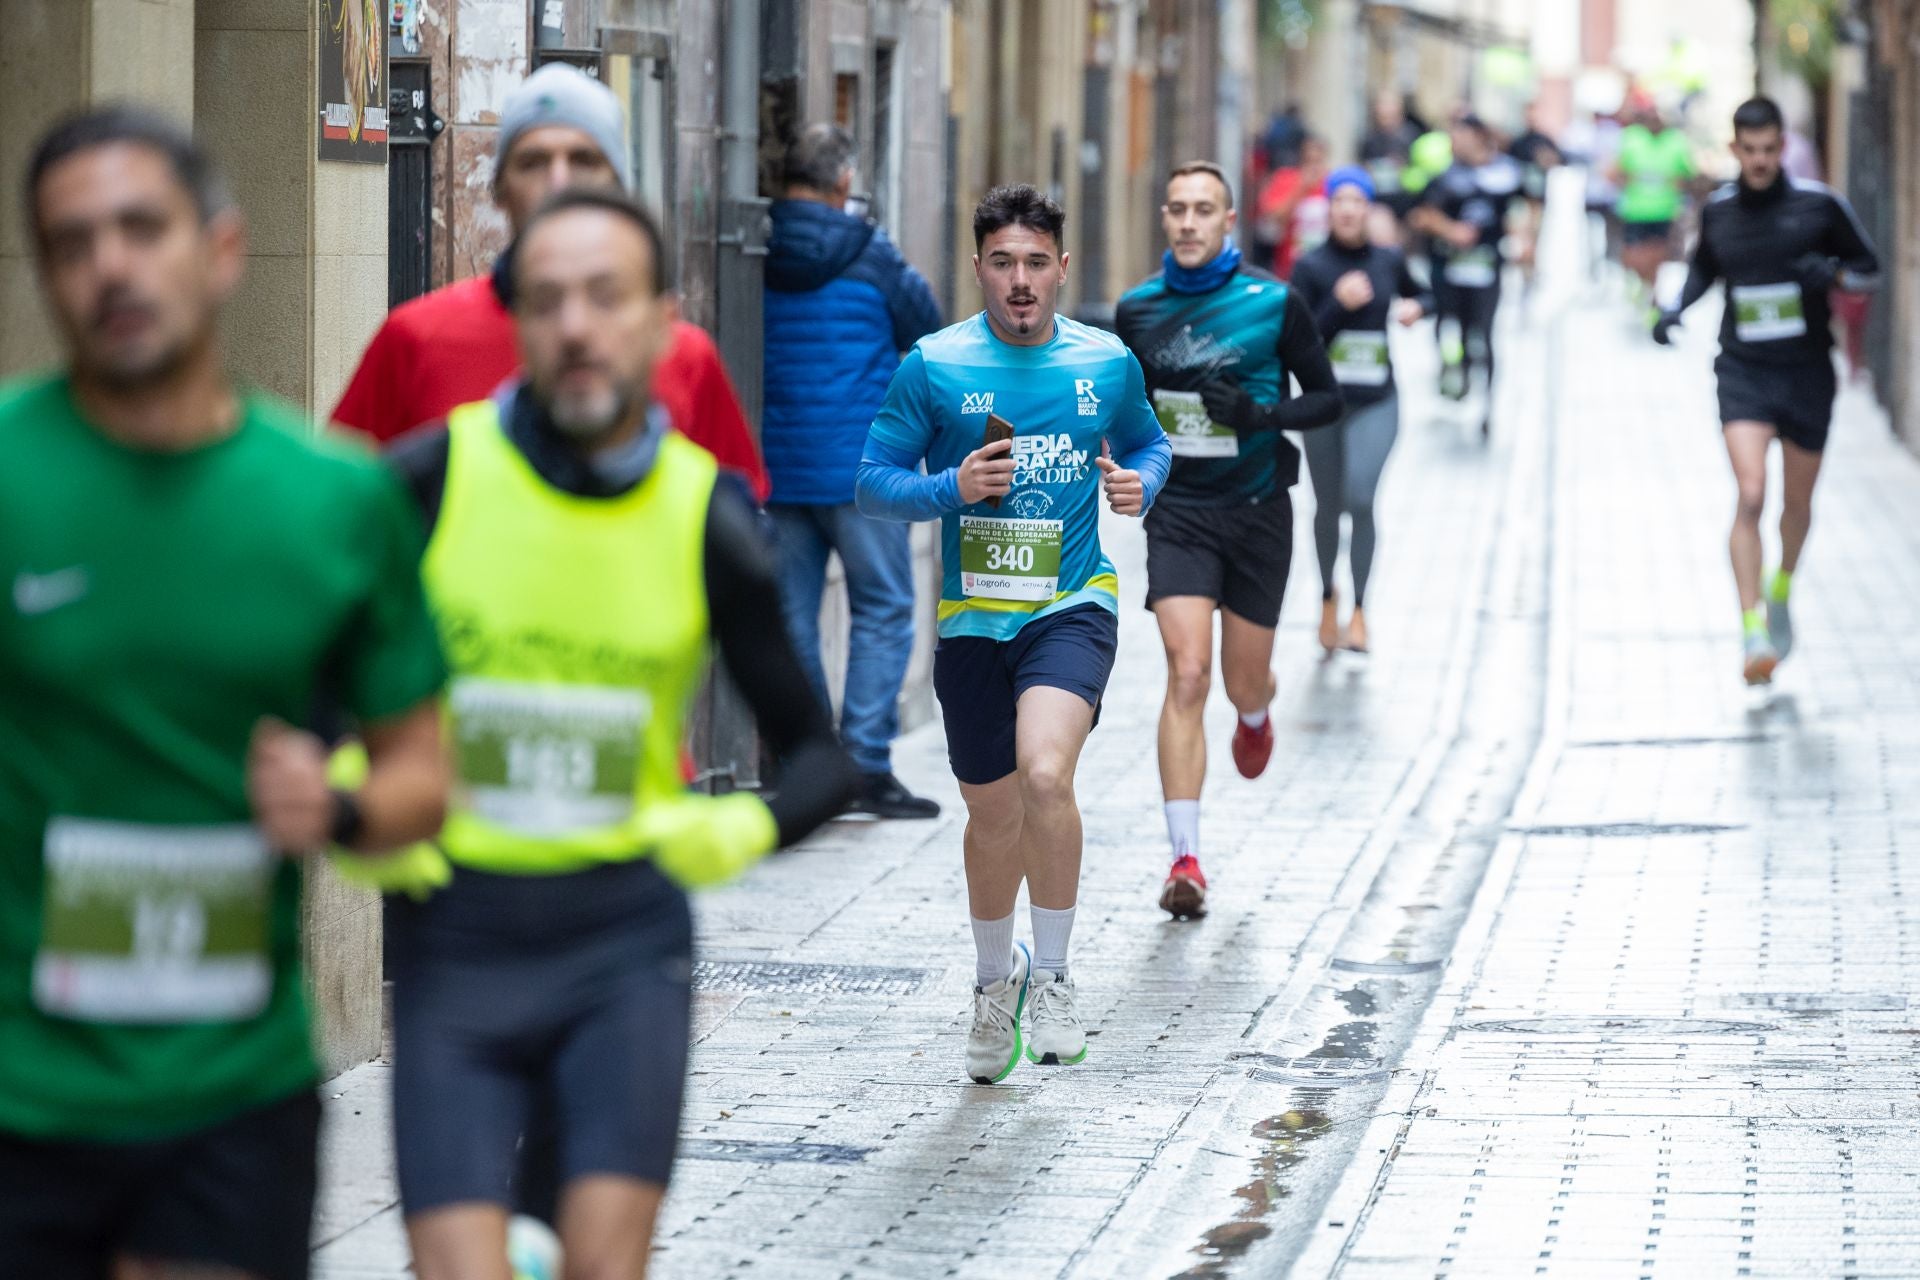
top-left (764, 199), bottom-right (942, 505)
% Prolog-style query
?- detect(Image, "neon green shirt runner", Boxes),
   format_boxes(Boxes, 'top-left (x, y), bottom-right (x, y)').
top-left (1617, 125), bottom-right (1694, 224)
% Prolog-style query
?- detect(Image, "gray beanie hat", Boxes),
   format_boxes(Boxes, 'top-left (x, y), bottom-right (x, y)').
top-left (496, 63), bottom-right (632, 191)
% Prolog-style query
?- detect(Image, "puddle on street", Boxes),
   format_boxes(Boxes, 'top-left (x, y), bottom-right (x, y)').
top-left (1175, 1091), bottom-right (1336, 1279)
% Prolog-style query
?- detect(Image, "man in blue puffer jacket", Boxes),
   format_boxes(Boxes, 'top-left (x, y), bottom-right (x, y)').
top-left (766, 124), bottom-right (945, 818)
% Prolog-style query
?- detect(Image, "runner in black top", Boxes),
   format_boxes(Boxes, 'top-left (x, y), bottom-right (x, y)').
top-left (1413, 115), bottom-right (1522, 434)
top-left (1114, 160), bottom-right (1341, 920)
top-left (1291, 167), bottom-right (1432, 656)
top-left (1653, 95), bottom-right (1880, 686)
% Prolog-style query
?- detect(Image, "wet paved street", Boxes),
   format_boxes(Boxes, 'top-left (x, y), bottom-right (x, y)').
top-left (313, 218), bottom-right (1920, 1278)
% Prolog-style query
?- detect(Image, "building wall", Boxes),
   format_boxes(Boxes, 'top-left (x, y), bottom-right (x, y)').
top-left (0, 1), bottom-right (392, 1077)
top-left (0, 0), bottom-right (197, 377)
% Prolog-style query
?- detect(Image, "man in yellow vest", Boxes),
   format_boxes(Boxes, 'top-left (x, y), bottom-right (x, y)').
top-left (380, 188), bottom-right (857, 1279)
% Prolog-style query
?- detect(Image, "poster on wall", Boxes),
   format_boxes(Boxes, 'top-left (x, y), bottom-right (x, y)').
top-left (319, 0), bottom-right (389, 163)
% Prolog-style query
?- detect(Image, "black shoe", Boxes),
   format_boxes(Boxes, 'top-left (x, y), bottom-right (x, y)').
top-left (849, 771), bottom-right (941, 819)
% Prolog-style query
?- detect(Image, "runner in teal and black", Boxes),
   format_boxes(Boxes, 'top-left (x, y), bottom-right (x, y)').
top-left (857, 184), bottom-right (1170, 1083)
top-left (1113, 160), bottom-right (1342, 922)
top-left (0, 107), bottom-right (449, 1280)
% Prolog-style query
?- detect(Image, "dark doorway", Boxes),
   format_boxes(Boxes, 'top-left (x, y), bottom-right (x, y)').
top-left (387, 58), bottom-right (438, 308)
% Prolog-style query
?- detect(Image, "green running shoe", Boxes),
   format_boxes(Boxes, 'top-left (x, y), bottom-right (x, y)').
top-left (1024, 969), bottom-right (1088, 1065)
top-left (966, 941), bottom-right (1031, 1083)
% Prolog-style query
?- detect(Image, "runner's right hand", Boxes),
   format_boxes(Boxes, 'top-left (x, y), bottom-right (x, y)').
top-left (957, 436), bottom-right (1016, 505)
top-left (1650, 310), bottom-right (1681, 347)
top-left (248, 717), bottom-right (333, 854)
top-left (1334, 270), bottom-right (1375, 310)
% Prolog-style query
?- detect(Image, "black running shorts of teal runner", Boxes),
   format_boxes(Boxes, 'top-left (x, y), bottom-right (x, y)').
top-left (1142, 492), bottom-right (1294, 628)
top-left (932, 604), bottom-right (1119, 786)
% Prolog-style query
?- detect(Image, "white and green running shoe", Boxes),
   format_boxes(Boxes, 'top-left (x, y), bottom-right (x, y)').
top-left (966, 941), bottom-right (1031, 1084)
top-left (1025, 969), bottom-right (1088, 1065)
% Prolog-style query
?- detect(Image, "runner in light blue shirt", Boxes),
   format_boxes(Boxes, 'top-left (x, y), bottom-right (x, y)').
top-left (855, 184), bottom-right (1169, 1084)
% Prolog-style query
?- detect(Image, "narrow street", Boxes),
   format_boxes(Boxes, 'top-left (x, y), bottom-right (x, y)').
top-left (313, 218), bottom-right (1920, 1279)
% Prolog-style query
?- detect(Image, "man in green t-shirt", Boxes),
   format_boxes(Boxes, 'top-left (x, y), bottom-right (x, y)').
top-left (1612, 104), bottom-right (1696, 315)
top-left (0, 108), bottom-right (449, 1280)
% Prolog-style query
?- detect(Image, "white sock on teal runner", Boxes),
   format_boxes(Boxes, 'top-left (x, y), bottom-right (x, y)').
top-left (1030, 904), bottom-right (1076, 976)
top-left (1239, 708), bottom-right (1269, 730)
top-left (970, 912), bottom-right (1016, 989)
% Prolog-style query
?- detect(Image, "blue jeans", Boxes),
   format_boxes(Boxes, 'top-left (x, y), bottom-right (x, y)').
top-left (768, 503), bottom-right (915, 775)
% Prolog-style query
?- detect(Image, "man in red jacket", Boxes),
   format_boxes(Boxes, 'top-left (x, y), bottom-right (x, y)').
top-left (331, 63), bottom-right (769, 501)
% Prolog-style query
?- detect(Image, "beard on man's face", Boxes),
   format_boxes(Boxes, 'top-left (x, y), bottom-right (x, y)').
top-left (74, 284), bottom-right (199, 391)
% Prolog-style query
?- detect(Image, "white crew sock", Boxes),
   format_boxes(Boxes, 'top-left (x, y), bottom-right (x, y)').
top-left (1029, 904), bottom-right (1076, 976)
top-left (1239, 708), bottom-right (1269, 730)
top-left (1164, 799), bottom-right (1200, 857)
top-left (970, 912), bottom-right (1016, 990)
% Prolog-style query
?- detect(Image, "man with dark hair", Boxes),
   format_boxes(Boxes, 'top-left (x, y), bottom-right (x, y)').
top-left (764, 123), bottom-right (945, 819)
top-left (1654, 95), bottom-right (1880, 684)
top-left (1115, 160), bottom-right (1342, 919)
top-left (1412, 113), bottom-right (1523, 433)
top-left (857, 183), bottom-right (1171, 1083)
top-left (331, 63), bottom-right (769, 499)
top-left (379, 186), bottom-right (856, 1276)
top-left (1, 104), bottom-right (451, 1280)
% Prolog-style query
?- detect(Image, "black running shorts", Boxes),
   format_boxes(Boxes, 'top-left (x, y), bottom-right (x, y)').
top-left (932, 604), bottom-right (1118, 786)
top-left (0, 1090), bottom-right (321, 1280)
top-left (389, 858), bottom-right (694, 1217)
top-left (1143, 493), bottom-right (1294, 628)
top-left (1621, 219), bottom-right (1673, 247)
top-left (1715, 352), bottom-right (1837, 453)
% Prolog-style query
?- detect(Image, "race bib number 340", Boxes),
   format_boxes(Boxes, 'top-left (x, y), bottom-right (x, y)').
top-left (959, 516), bottom-right (1063, 601)
top-left (34, 819), bottom-right (272, 1023)
top-left (452, 679), bottom-right (648, 836)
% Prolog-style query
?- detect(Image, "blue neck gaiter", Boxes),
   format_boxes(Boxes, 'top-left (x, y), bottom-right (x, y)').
top-left (1162, 240), bottom-right (1243, 295)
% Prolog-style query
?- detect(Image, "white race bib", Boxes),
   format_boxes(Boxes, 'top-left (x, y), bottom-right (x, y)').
top-left (1731, 282), bottom-right (1807, 342)
top-left (1445, 247), bottom-right (1498, 288)
top-left (959, 516), bottom-right (1063, 601)
top-left (1328, 330), bottom-right (1390, 387)
top-left (34, 820), bottom-right (273, 1023)
top-left (1153, 388), bottom-right (1239, 459)
top-left (451, 678), bottom-right (649, 836)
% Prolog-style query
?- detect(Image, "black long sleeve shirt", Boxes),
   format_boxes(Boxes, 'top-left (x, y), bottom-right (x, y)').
top-left (1290, 240), bottom-right (1433, 407)
top-left (1676, 174), bottom-right (1880, 366)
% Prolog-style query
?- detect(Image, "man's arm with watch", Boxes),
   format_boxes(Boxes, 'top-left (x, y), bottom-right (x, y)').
top-left (249, 700), bottom-right (449, 856)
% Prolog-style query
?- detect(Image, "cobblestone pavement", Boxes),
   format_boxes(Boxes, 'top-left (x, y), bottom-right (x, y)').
top-left (313, 210), bottom-right (1920, 1278)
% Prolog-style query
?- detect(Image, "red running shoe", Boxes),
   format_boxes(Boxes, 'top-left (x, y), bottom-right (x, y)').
top-left (1231, 716), bottom-right (1274, 779)
top-left (1159, 853), bottom-right (1208, 919)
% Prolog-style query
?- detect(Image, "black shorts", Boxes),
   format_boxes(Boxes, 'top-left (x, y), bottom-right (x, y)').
top-left (1622, 219), bottom-right (1673, 246)
top-left (1715, 353), bottom-right (1837, 453)
top-left (0, 1090), bottom-right (320, 1280)
top-left (389, 858), bottom-right (694, 1217)
top-left (1143, 494), bottom-right (1294, 628)
top-left (932, 604), bottom-right (1118, 786)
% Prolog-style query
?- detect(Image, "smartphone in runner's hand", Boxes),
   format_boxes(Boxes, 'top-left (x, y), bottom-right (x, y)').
top-left (982, 413), bottom-right (1015, 509)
